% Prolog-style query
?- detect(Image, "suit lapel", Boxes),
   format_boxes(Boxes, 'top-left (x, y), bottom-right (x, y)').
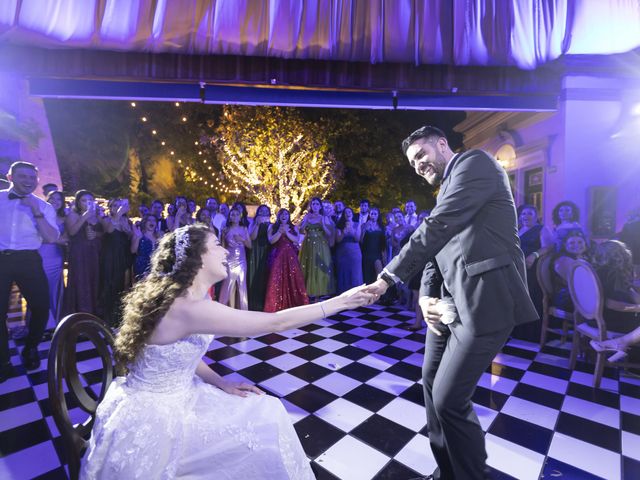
top-left (437, 153), bottom-right (463, 201)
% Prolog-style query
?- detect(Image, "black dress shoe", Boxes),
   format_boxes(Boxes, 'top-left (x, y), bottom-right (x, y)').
top-left (0, 363), bottom-right (13, 383)
top-left (21, 346), bottom-right (41, 371)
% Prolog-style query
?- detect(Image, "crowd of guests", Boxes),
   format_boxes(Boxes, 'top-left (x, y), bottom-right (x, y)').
top-left (2, 159), bottom-right (638, 382)
top-left (515, 200), bottom-right (640, 363)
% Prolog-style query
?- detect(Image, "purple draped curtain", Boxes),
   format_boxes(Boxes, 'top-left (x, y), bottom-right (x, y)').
top-left (1, 0), bottom-right (639, 69)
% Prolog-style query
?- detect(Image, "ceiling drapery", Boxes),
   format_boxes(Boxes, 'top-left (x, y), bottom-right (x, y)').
top-left (1, 0), bottom-right (639, 70)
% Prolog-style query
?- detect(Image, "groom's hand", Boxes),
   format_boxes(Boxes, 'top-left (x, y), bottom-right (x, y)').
top-left (362, 278), bottom-right (388, 296)
top-left (419, 296), bottom-right (443, 336)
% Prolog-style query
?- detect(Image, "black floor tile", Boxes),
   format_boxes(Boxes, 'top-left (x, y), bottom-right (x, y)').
top-left (511, 383), bottom-right (565, 410)
top-left (0, 387), bottom-right (36, 410)
top-left (623, 455), bottom-right (640, 480)
top-left (294, 332), bottom-right (326, 344)
top-left (399, 383), bottom-right (425, 407)
top-left (372, 459), bottom-right (420, 479)
top-left (621, 411), bottom-right (640, 436)
top-left (284, 384), bottom-right (338, 413)
top-left (620, 380), bottom-right (640, 399)
top-left (385, 361), bottom-right (422, 382)
top-left (487, 362), bottom-right (526, 381)
top-left (488, 413), bottom-right (553, 455)
top-left (0, 420), bottom-right (50, 456)
top-left (527, 361), bottom-right (572, 380)
top-left (472, 386), bottom-right (509, 411)
top-left (343, 384), bottom-right (395, 412)
top-left (288, 363), bottom-right (333, 382)
top-left (332, 345), bottom-right (370, 361)
top-left (293, 414), bottom-right (344, 458)
top-left (290, 345), bottom-right (328, 361)
top-left (249, 345), bottom-right (286, 361)
top-left (205, 345), bottom-right (242, 361)
top-left (565, 382), bottom-right (620, 409)
top-left (367, 333), bottom-right (402, 344)
top-left (351, 414), bottom-right (415, 456)
top-left (32, 466), bottom-right (69, 480)
top-left (236, 362), bottom-right (284, 384)
top-left (375, 345), bottom-right (412, 361)
top-left (336, 362), bottom-right (381, 383)
top-left (502, 345), bottom-right (537, 360)
top-left (310, 461), bottom-right (340, 479)
top-left (254, 333), bottom-right (288, 345)
top-left (555, 412), bottom-right (621, 452)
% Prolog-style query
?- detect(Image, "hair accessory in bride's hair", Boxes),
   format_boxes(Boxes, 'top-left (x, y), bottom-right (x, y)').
top-left (160, 226), bottom-right (190, 276)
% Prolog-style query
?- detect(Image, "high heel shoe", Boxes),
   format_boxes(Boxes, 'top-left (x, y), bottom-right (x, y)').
top-left (589, 340), bottom-right (627, 362)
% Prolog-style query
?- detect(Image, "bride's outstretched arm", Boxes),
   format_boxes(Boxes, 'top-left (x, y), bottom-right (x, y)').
top-left (175, 286), bottom-right (376, 339)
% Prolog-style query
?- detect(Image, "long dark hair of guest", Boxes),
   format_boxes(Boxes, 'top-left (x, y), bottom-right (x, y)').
top-left (335, 207), bottom-right (354, 230)
top-left (46, 191), bottom-right (67, 218)
top-left (115, 224), bottom-right (211, 368)
top-left (270, 208), bottom-right (295, 234)
top-left (593, 240), bottom-right (635, 292)
top-left (73, 190), bottom-right (94, 214)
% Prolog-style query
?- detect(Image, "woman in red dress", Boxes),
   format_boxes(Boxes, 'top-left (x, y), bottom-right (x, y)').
top-left (264, 209), bottom-right (309, 312)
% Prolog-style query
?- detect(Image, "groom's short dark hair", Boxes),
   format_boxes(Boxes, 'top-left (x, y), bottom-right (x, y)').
top-left (401, 126), bottom-right (447, 156)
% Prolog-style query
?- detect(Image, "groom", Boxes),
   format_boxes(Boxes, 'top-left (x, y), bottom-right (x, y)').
top-left (365, 126), bottom-right (537, 480)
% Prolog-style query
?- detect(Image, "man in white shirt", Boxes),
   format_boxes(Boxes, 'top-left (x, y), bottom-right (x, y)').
top-left (0, 162), bottom-right (59, 381)
top-left (404, 200), bottom-right (418, 228)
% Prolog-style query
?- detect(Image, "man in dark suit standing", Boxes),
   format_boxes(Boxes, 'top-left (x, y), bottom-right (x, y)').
top-left (365, 126), bottom-right (538, 480)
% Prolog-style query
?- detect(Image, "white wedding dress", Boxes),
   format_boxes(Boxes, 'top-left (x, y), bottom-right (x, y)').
top-left (81, 333), bottom-right (315, 479)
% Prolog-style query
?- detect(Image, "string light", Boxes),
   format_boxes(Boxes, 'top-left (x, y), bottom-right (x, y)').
top-left (131, 102), bottom-right (136, 107)
top-left (142, 116), bottom-right (147, 122)
top-left (175, 102), bottom-right (180, 107)
top-left (152, 130), bottom-right (157, 135)
top-left (182, 116), bottom-right (187, 122)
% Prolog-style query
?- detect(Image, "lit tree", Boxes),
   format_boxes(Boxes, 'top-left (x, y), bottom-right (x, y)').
top-left (215, 106), bottom-right (341, 221)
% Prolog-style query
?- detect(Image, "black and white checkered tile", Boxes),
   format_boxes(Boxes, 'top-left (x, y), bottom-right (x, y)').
top-left (1, 304), bottom-right (639, 479)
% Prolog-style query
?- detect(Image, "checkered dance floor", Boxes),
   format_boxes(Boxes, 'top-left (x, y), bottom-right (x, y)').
top-left (1, 304), bottom-right (639, 479)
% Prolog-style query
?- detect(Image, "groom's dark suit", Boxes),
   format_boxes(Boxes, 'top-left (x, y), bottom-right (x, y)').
top-left (386, 149), bottom-right (538, 480)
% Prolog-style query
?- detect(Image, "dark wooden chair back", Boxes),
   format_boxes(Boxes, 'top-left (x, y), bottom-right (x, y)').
top-left (47, 313), bottom-right (122, 479)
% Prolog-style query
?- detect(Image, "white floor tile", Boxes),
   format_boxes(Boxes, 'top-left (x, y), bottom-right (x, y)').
top-left (499, 396), bottom-right (559, 430)
top-left (505, 338), bottom-right (539, 352)
top-left (314, 372), bottom-right (361, 396)
top-left (265, 352), bottom-right (307, 371)
top-left (392, 338), bottom-right (425, 352)
top-left (315, 398), bottom-right (374, 432)
top-left (229, 338), bottom-right (266, 353)
top-left (219, 353), bottom-right (261, 371)
top-left (259, 372), bottom-right (308, 397)
top-left (270, 338), bottom-right (307, 352)
top-left (570, 370), bottom-right (619, 392)
top-left (621, 394), bottom-right (640, 415)
top-left (352, 338), bottom-right (386, 352)
top-left (0, 402), bottom-right (42, 432)
top-left (0, 441), bottom-right (60, 479)
top-left (280, 398), bottom-right (309, 424)
top-left (377, 397), bottom-right (427, 431)
top-left (520, 371), bottom-right (568, 394)
top-left (485, 433), bottom-right (545, 480)
top-left (313, 352), bottom-right (353, 371)
top-left (314, 435), bottom-right (390, 480)
top-left (534, 352), bottom-right (571, 369)
top-left (402, 352), bottom-right (425, 367)
top-left (492, 352), bottom-right (533, 371)
top-left (473, 403), bottom-right (500, 431)
top-left (312, 327), bottom-right (342, 338)
top-left (622, 431), bottom-right (640, 462)
top-left (478, 372), bottom-right (518, 395)
top-left (358, 353), bottom-right (396, 371)
top-left (395, 433), bottom-right (438, 476)
top-left (366, 371), bottom-right (414, 395)
top-left (548, 432), bottom-right (621, 480)
top-left (381, 327), bottom-right (412, 338)
top-left (561, 395), bottom-right (620, 428)
top-left (312, 338), bottom-right (348, 352)
top-left (348, 326), bottom-right (377, 337)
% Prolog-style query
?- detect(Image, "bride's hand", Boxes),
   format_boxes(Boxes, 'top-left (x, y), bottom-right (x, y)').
top-left (219, 379), bottom-right (264, 397)
top-left (337, 284), bottom-right (378, 309)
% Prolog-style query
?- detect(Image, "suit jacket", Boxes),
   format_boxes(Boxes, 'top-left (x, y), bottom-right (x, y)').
top-left (387, 149), bottom-right (538, 335)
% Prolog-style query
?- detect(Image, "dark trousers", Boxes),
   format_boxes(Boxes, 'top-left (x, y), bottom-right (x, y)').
top-left (423, 320), bottom-right (512, 480)
top-left (0, 250), bottom-right (50, 364)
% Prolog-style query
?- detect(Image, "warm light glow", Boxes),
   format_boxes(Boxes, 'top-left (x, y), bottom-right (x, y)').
top-left (141, 116), bottom-right (147, 122)
top-left (175, 102), bottom-right (180, 107)
top-left (161, 141), bottom-right (166, 145)
top-left (131, 102), bottom-right (136, 107)
top-left (170, 151), bottom-right (175, 155)
top-left (194, 141), bottom-right (198, 145)
top-left (182, 116), bottom-right (187, 122)
top-left (152, 130), bottom-right (157, 135)
top-left (178, 159), bottom-right (182, 163)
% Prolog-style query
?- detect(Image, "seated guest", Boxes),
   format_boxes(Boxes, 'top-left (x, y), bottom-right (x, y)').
top-left (551, 229), bottom-right (590, 313)
top-left (512, 204), bottom-right (554, 341)
top-left (551, 200), bottom-right (584, 249)
top-left (590, 240), bottom-right (640, 361)
top-left (0, 162), bottom-right (59, 380)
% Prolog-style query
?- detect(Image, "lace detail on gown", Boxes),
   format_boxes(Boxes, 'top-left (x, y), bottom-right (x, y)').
top-left (81, 334), bottom-right (314, 479)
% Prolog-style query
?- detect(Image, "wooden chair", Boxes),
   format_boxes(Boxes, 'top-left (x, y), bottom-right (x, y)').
top-left (567, 260), bottom-right (640, 388)
top-left (537, 253), bottom-right (573, 348)
top-left (47, 313), bottom-right (123, 479)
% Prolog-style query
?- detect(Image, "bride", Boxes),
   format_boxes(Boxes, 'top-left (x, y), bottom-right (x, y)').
top-left (81, 224), bottom-right (375, 479)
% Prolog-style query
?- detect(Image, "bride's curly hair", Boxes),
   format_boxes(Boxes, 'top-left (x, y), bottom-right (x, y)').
top-left (115, 224), bottom-right (212, 368)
